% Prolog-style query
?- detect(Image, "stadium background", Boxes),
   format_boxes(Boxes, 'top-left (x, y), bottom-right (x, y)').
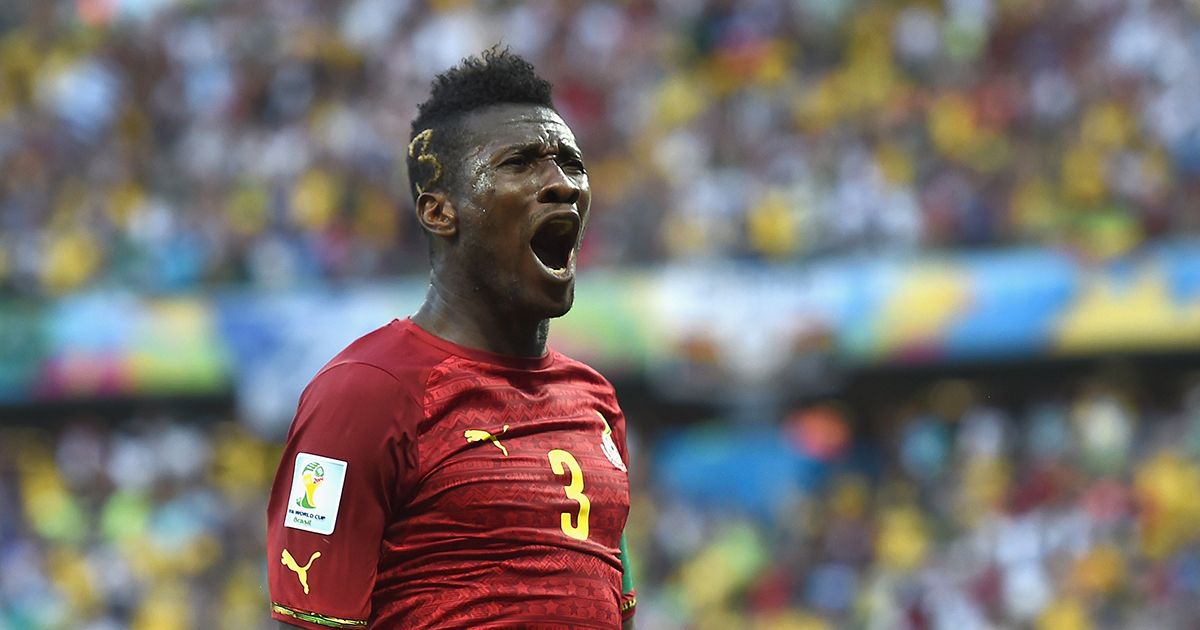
top-left (2, 0), bottom-right (1200, 628)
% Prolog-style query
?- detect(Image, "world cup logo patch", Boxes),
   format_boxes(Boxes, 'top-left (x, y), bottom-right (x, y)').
top-left (285, 453), bottom-right (347, 536)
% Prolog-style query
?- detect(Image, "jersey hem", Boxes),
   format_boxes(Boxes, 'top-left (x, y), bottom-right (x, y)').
top-left (620, 590), bottom-right (637, 620)
top-left (271, 603), bottom-right (367, 628)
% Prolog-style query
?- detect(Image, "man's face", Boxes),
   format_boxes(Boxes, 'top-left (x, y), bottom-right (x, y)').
top-left (448, 104), bottom-right (591, 320)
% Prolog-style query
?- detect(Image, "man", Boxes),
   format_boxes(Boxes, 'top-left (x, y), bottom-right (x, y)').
top-left (267, 48), bottom-right (636, 629)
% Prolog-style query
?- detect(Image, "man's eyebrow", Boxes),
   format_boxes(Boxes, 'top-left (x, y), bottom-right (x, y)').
top-left (556, 143), bottom-right (583, 159)
top-left (493, 140), bottom-right (583, 159)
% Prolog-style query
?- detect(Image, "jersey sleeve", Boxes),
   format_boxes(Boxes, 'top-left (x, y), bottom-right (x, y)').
top-left (267, 361), bottom-right (421, 629)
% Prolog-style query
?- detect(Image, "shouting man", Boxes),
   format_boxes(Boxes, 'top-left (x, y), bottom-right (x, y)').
top-left (267, 48), bottom-right (636, 629)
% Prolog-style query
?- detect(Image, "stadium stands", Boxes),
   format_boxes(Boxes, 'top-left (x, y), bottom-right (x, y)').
top-left (0, 0), bottom-right (1197, 296)
top-left (4, 1), bottom-right (1200, 629)
top-left (5, 368), bottom-right (1200, 628)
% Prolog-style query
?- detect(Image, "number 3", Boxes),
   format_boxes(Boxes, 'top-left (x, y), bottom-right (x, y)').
top-left (547, 449), bottom-right (590, 541)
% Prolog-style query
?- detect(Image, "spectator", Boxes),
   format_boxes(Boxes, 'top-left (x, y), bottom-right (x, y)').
top-left (1, 0), bottom-right (1198, 296)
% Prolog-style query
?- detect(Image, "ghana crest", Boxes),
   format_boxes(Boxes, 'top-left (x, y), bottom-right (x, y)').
top-left (597, 411), bottom-right (627, 472)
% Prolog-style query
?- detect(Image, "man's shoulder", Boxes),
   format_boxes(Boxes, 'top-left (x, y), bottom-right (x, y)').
top-left (548, 349), bottom-right (615, 392)
top-left (308, 319), bottom-right (450, 394)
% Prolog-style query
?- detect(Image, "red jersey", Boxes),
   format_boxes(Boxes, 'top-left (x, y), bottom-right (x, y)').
top-left (267, 319), bottom-right (633, 629)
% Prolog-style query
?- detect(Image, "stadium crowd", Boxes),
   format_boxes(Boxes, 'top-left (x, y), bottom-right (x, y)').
top-left (4, 2), bottom-right (1200, 629)
top-left (2, 0), bottom-right (1199, 296)
top-left (4, 369), bottom-right (1200, 629)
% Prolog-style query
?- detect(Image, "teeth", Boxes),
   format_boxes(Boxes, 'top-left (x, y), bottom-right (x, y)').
top-left (547, 219), bottom-right (574, 237)
top-left (545, 249), bottom-right (576, 276)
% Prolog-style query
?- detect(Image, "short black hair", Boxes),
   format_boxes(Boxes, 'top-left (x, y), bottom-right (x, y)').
top-left (407, 47), bottom-right (555, 202)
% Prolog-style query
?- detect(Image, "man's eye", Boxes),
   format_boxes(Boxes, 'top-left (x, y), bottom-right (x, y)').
top-left (502, 155), bottom-right (530, 168)
top-left (562, 159), bottom-right (587, 174)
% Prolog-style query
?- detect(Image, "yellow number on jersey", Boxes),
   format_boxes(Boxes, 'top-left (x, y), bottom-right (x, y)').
top-left (547, 449), bottom-right (590, 541)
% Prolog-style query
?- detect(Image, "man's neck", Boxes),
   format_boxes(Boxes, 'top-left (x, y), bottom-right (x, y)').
top-left (411, 281), bottom-right (550, 358)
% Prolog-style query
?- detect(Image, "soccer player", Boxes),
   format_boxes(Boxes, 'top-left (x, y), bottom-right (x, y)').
top-left (267, 48), bottom-right (636, 629)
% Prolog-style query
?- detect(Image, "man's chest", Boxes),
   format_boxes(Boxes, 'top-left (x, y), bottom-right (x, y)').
top-left (405, 375), bottom-right (629, 548)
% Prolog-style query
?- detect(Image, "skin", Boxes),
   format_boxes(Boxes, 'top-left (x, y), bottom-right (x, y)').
top-left (411, 103), bottom-right (592, 358)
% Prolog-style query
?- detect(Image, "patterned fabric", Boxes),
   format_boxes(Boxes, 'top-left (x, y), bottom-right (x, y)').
top-left (267, 319), bottom-right (632, 629)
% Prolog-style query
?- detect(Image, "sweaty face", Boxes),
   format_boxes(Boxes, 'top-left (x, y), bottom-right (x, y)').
top-left (450, 104), bottom-right (591, 320)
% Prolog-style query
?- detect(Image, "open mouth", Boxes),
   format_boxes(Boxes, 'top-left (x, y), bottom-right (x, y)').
top-left (529, 214), bottom-right (581, 278)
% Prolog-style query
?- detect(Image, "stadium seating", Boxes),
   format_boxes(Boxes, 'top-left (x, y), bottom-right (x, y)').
top-left (0, 1), bottom-right (1195, 296)
top-left (4, 1), bottom-right (1200, 629)
top-left (5, 369), bottom-right (1200, 628)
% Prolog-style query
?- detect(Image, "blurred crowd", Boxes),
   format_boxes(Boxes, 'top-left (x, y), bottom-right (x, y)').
top-left (2, 0), bottom-right (1200, 296)
top-left (629, 369), bottom-right (1200, 630)
top-left (4, 369), bottom-right (1200, 629)
top-left (0, 418), bottom-right (274, 630)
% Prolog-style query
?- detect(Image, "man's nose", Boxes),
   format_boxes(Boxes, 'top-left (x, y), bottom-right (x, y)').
top-left (536, 161), bottom-right (581, 206)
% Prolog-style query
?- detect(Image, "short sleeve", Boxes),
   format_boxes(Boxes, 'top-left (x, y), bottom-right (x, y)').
top-left (267, 362), bottom-right (420, 629)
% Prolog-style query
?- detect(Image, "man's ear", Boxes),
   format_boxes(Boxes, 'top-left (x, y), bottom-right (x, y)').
top-left (414, 191), bottom-right (457, 238)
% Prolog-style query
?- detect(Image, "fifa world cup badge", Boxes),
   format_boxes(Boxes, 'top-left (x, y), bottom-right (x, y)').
top-left (285, 453), bottom-right (348, 535)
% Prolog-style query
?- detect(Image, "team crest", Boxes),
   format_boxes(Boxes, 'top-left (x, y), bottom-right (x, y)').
top-left (285, 453), bottom-right (347, 536)
top-left (596, 411), bottom-right (627, 472)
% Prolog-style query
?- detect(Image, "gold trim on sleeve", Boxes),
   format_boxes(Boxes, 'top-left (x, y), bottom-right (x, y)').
top-left (271, 603), bottom-right (367, 628)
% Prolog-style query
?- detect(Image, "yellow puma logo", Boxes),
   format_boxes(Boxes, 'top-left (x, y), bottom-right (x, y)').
top-left (464, 425), bottom-right (509, 456)
top-left (281, 548), bottom-right (321, 595)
